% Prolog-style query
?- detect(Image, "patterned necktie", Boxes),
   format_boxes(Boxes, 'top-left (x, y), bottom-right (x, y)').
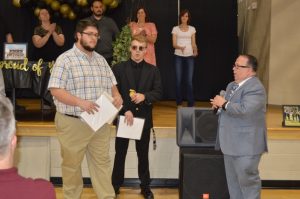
top-left (229, 83), bottom-right (239, 98)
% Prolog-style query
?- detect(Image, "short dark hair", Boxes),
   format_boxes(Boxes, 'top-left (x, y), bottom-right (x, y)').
top-left (242, 54), bottom-right (258, 72)
top-left (179, 9), bottom-right (191, 25)
top-left (74, 19), bottom-right (98, 41)
top-left (91, 0), bottom-right (103, 7)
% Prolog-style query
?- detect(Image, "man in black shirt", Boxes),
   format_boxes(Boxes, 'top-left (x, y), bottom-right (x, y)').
top-left (86, 0), bottom-right (119, 65)
top-left (112, 35), bottom-right (162, 199)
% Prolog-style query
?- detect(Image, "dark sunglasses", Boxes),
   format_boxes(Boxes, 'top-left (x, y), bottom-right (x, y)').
top-left (131, 45), bottom-right (146, 51)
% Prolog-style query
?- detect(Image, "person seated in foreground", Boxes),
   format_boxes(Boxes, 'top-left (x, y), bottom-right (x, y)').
top-left (0, 96), bottom-right (56, 199)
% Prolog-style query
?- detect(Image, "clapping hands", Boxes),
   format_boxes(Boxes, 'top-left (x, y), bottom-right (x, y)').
top-left (48, 23), bottom-right (56, 34)
top-left (139, 29), bottom-right (147, 36)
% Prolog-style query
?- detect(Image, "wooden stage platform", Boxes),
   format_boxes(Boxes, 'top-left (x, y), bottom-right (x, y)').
top-left (13, 99), bottom-right (300, 186)
top-left (15, 99), bottom-right (300, 140)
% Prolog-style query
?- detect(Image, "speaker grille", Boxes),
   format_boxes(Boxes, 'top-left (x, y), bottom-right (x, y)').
top-left (194, 110), bottom-right (218, 143)
top-left (177, 108), bottom-right (218, 147)
top-left (180, 149), bottom-right (229, 199)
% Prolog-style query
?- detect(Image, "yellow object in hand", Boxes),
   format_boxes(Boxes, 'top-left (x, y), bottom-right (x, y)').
top-left (129, 89), bottom-right (136, 97)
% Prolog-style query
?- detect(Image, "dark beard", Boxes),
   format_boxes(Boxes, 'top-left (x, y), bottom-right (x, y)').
top-left (93, 12), bottom-right (103, 18)
top-left (82, 45), bottom-right (95, 52)
top-left (80, 40), bottom-right (95, 52)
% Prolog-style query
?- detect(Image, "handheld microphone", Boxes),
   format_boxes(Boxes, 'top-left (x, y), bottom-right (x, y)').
top-left (220, 90), bottom-right (226, 98)
top-left (214, 90), bottom-right (226, 114)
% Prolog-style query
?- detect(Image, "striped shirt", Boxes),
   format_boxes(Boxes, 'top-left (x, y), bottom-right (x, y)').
top-left (48, 44), bottom-right (117, 116)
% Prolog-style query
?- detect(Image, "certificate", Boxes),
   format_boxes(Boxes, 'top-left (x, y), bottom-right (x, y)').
top-left (116, 116), bottom-right (145, 140)
top-left (80, 92), bottom-right (120, 131)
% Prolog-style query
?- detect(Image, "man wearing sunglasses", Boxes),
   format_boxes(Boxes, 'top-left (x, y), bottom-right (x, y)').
top-left (210, 54), bottom-right (268, 199)
top-left (111, 35), bottom-right (162, 199)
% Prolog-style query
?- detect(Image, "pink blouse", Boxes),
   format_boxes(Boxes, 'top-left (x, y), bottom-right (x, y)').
top-left (130, 22), bottom-right (157, 66)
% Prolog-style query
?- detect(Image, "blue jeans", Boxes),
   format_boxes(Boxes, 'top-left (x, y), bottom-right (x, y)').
top-left (174, 55), bottom-right (195, 106)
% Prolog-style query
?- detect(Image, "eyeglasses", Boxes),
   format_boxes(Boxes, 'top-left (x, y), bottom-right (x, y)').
top-left (131, 45), bottom-right (146, 51)
top-left (81, 32), bottom-right (100, 39)
top-left (233, 64), bottom-right (251, 69)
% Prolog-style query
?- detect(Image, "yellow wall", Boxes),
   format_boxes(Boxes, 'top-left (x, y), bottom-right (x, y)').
top-left (238, 0), bottom-right (300, 105)
top-left (269, 0), bottom-right (300, 104)
top-left (238, 0), bottom-right (270, 90)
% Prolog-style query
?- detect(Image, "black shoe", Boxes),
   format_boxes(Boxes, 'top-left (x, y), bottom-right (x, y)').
top-left (42, 100), bottom-right (54, 110)
top-left (15, 104), bottom-right (26, 112)
top-left (141, 187), bottom-right (154, 199)
top-left (113, 186), bottom-right (120, 195)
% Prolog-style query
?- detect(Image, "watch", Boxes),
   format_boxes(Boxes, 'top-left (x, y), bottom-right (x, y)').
top-left (222, 101), bottom-right (228, 110)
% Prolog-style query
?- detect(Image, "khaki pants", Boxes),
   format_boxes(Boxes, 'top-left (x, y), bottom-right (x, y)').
top-left (55, 112), bottom-right (115, 199)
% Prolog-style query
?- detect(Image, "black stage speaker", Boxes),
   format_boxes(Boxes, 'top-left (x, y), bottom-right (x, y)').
top-left (177, 107), bottom-right (218, 147)
top-left (179, 148), bottom-right (229, 199)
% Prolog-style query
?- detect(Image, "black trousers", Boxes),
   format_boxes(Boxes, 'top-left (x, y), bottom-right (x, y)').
top-left (112, 128), bottom-right (151, 188)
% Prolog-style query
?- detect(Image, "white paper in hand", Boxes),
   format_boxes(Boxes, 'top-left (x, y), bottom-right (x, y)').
top-left (99, 91), bottom-right (122, 124)
top-left (80, 92), bottom-right (119, 132)
top-left (117, 116), bottom-right (145, 140)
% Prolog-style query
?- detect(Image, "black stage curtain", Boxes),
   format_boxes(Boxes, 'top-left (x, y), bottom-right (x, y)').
top-left (181, 0), bottom-right (238, 100)
top-left (106, 0), bottom-right (238, 101)
top-left (1, 0), bottom-right (237, 101)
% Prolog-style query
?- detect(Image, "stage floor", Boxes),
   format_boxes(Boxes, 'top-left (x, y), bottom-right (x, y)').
top-left (15, 99), bottom-right (210, 127)
top-left (54, 187), bottom-right (300, 199)
top-left (15, 99), bottom-right (300, 139)
top-left (13, 99), bottom-right (300, 184)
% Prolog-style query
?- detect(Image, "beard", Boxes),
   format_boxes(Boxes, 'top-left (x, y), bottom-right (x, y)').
top-left (93, 11), bottom-right (103, 18)
top-left (80, 39), bottom-right (96, 52)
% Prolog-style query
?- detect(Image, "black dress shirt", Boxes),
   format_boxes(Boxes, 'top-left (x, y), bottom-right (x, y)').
top-left (130, 59), bottom-right (144, 88)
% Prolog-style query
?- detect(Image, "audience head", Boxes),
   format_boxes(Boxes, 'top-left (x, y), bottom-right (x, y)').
top-left (179, 9), bottom-right (191, 25)
top-left (91, 0), bottom-right (105, 17)
top-left (75, 19), bottom-right (99, 52)
top-left (130, 35), bottom-right (147, 62)
top-left (0, 96), bottom-right (16, 159)
top-left (134, 7), bottom-right (150, 23)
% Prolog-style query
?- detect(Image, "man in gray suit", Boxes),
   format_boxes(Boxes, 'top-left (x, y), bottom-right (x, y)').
top-left (210, 54), bottom-right (268, 199)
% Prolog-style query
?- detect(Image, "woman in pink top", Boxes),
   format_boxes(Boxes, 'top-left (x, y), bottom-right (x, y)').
top-left (130, 7), bottom-right (157, 66)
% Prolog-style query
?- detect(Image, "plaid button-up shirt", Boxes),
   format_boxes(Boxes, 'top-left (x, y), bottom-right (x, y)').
top-left (48, 44), bottom-right (117, 116)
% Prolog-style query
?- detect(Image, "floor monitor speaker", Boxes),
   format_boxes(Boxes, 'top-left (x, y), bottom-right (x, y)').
top-left (179, 148), bottom-right (229, 199)
top-left (177, 108), bottom-right (218, 147)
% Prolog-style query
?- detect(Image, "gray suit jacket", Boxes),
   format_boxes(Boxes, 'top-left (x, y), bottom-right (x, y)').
top-left (215, 76), bottom-right (268, 156)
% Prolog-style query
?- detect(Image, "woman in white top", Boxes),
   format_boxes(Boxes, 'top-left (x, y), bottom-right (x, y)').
top-left (172, 9), bottom-right (198, 107)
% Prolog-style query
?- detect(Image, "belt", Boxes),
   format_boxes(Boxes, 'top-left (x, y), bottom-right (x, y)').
top-left (64, 114), bottom-right (80, 119)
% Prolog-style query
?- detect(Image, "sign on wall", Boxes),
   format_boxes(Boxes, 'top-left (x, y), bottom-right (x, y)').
top-left (282, 105), bottom-right (300, 127)
top-left (3, 43), bottom-right (27, 60)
